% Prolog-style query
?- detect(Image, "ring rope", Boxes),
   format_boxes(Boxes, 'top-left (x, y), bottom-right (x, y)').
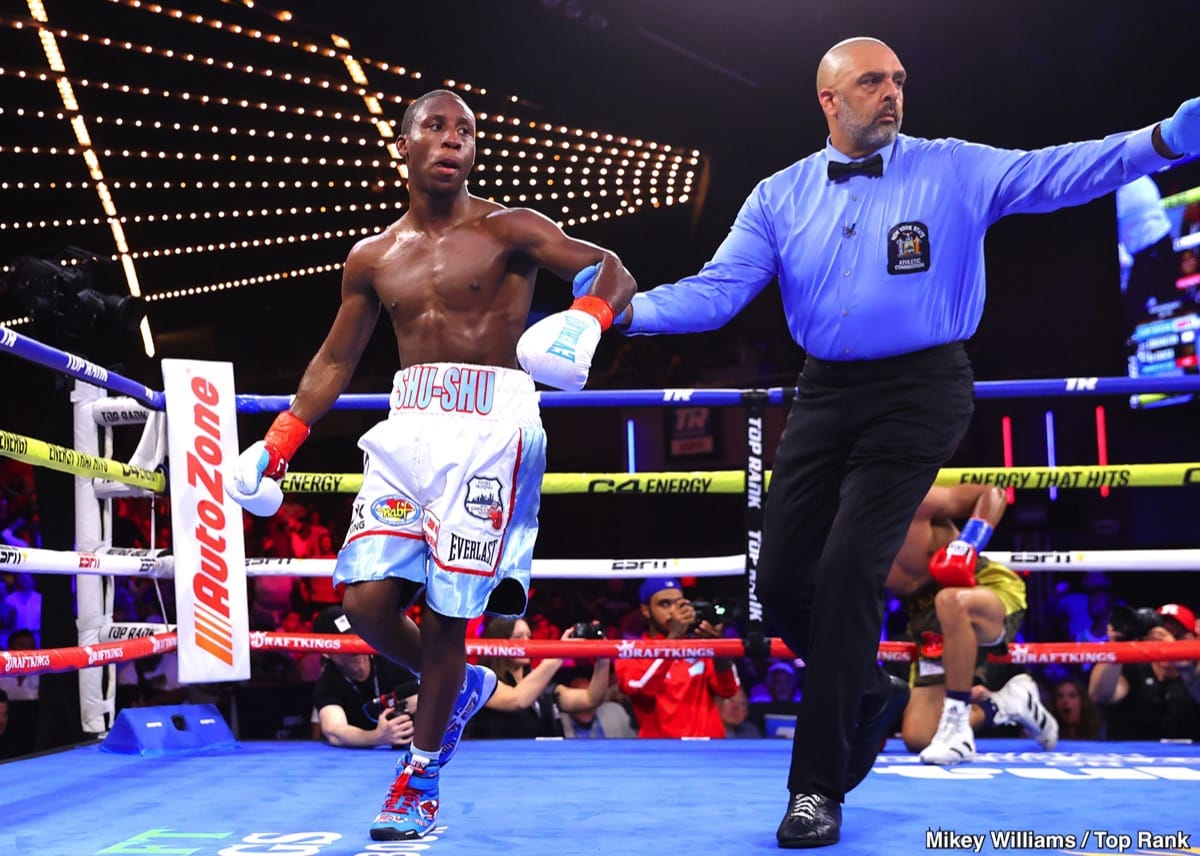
top-left (0, 429), bottom-right (166, 492)
top-left (0, 325), bottom-right (165, 408)
top-left (2, 632), bottom-right (177, 676)
top-left (6, 632), bottom-right (1199, 677)
top-left (276, 463), bottom-right (1200, 496)
top-left (253, 635), bottom-right (1200, 666)
top-left (232, 377), bottom-right (1200, 413)
top-left (4, 434), bottom-right (1192, 497)
top-left (10, 546), bottom-right (1200, 580)
top-left (8, 322), bottom-right (1200, 412)
top-left (0, 546), bottom-right (746, 580)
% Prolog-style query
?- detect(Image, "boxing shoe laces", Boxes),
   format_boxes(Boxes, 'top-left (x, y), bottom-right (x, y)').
top-left (992, 674), bottom-right (1059, 750)
top-left (920, 702), bottom-right (975, 766)
top-left (369, 755), bottom-right (440, 841)
top-left (439, 663), bottom-right (498, 766)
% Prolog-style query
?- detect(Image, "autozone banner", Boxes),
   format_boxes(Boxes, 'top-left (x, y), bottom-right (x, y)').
top-left (163, 359), bottom-right (250, 682)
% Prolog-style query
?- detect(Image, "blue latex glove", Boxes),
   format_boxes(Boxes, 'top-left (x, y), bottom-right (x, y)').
top-left (571, 263), bottom-right (600, 298)
top-left (1161, 96), bottom-right (1200, 156)
top-left (571, 262), bottom-right (632, 326)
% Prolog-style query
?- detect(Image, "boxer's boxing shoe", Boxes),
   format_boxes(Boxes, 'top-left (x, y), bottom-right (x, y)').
top-left (370, 754), bottom-right (440, 841)
top-left (920, 701), bottom-right (976, 765)
top-left (439, 663), bottom-right (498, 766)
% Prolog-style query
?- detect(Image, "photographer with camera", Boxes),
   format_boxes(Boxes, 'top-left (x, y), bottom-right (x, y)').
top-left (1088, 602), bottom-right (1200, 740)
top-left (310, 607), bottom-right (419, 748)
top-left (613, 578), bottom-right (741, 738)
top-left (466, 617), bottom-right (613, 739)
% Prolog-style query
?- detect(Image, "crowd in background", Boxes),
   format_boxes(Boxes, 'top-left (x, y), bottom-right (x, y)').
top-left (1, 458), bottom-right (1198, 761)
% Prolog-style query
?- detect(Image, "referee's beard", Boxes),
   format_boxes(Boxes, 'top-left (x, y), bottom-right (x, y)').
top-left (838, 99), bottom-right (901, 152)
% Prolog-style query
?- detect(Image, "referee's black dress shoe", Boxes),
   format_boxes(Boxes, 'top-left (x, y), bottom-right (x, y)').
top-left (846, 673), bottom-right (909, 791)
top-left (776, 792), bottom-right (842, 848)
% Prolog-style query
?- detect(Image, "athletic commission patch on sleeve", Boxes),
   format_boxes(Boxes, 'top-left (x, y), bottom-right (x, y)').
top-left (888, 220), bottom-right (930, 274)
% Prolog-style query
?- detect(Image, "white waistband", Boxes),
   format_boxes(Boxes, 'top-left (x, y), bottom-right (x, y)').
top-left (389, 363), bottom-right (538, 421)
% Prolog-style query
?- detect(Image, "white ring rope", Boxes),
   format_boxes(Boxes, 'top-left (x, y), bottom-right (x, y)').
top-left (6, 545), bottom-right (1200, 579)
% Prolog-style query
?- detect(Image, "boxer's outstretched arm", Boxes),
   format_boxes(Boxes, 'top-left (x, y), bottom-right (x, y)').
top-left (227, 246), bottom-right (380, 515)
top-left (291, 244), bottom-right (381, 426)
top-left (488, 207), bottom-right (636, 312)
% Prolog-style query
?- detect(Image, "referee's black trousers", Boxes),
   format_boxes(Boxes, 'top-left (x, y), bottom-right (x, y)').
top-left (758, 342), bottom-right (974, 800)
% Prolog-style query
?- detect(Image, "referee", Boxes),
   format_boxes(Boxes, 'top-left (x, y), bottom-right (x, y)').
top-left (618, 36), bottom-right (1200, 847)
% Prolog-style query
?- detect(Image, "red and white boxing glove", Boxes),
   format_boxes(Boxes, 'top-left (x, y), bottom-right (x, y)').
top-left (516, 296), bottom-right (614, 391)
top-left (929, 517), bottom-right (993, 588)
top-left (225, 410), bottom-right (310, 516)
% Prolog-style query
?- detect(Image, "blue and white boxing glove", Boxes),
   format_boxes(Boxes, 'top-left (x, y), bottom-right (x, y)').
top-left (571, 263), bottom-right (631, 327)
top-left (225, 411), bottom-right (309, 516)
top-left (517, 296), bottom-right (614, 390)
top-left (1161, 96), bottom-right (1200, 156)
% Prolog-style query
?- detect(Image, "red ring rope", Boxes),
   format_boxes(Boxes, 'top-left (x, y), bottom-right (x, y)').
top-left (6, 633), bottom-right (1200, 676)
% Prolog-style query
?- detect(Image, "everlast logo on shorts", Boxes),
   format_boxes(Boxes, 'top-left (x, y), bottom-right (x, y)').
top-left (448, 533), bottom-right (498, 565)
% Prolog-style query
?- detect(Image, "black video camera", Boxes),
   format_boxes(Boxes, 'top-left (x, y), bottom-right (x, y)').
top-left (688, 599), bottom-right (731, 627)
top-left (572, 621), bottom-right (606, 639)
top-left (1108, 604), bottom-right (1162, 641)
top-left (362, 679), bottom-right (420, 722)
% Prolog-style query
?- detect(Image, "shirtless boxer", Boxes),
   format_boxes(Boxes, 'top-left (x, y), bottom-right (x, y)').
top-left (886, 484), bottom-right (1057, 764)
top-left (227, 89), bottom-right (636, 840)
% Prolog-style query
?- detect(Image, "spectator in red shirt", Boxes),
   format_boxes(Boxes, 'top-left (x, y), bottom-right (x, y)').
top-left (614, 577), bottom-right (740, 738)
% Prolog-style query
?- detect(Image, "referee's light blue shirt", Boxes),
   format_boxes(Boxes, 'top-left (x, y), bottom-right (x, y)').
top-left (626, 127), bottom-right (1173, 361)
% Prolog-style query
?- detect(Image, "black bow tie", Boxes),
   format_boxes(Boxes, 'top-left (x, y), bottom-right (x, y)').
top-left (827, 154), bottom-right (884, 183)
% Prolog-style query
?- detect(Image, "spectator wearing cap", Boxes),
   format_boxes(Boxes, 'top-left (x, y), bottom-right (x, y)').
top-left (612, 577), bottom-right (741, 738)
top-left (1158, 603), bottom-right (1200, 708)
top-left (311, 607), bottom-right (419, 748)
top-left (1089, 602), bottom-right (1200, 740)
top-left (1158, 603), bottom-right (1198, 640)
top-left (750, 660), bottom-right (805, 705)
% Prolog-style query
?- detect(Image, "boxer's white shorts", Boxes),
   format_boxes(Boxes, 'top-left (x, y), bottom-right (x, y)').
top-left (333, 363), bottom-right (546, 618)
